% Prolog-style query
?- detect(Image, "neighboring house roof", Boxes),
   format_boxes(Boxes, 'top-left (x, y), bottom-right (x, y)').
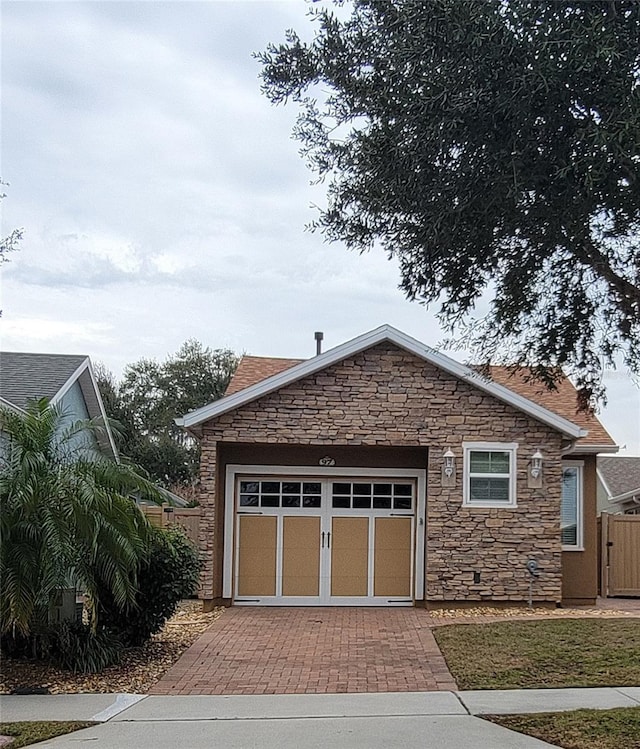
top-left (598, 456), bottom-right (640, 502)
top-left (179, 325), bottom-right (612, 447)
top-left (1, 352), bottom-right (88, 410)
top-left (0, 351), bottom-right (118, 460)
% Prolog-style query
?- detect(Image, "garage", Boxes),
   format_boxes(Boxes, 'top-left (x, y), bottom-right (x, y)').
top-left (224, 467), bottom-right (427, 606)
top-left (179, 326), bottom-right (605, 608)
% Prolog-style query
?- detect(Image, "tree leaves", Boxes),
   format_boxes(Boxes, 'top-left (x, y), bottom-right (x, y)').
top-left (259, 0), bottom-right (640, 403)
top-left (96, 341), bottom-right (238, 487)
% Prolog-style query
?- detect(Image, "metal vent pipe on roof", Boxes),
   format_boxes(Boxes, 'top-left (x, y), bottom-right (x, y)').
top-left (314, 331), bottom-right (324, 355)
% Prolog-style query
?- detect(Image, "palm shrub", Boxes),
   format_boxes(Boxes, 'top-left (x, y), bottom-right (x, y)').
top-left (0, 398), bottom-right (161, 660)
top-left (98, 525), bottom-right (202, 646)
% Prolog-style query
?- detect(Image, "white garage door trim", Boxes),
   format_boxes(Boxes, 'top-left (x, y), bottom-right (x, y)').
top-left (223, 464), bottom-right (426, 602)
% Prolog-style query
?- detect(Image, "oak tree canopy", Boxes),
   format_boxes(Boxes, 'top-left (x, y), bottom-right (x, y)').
top-left (259, 0), bottom-right (640, 404)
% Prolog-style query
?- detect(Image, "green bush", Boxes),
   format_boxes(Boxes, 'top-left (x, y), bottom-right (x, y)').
top-left (1, 620), bottom-right (121, 674)
top-left (52, 621), bottom-right (121, 673)
top-left (98, 526), bottom-right (201, 646)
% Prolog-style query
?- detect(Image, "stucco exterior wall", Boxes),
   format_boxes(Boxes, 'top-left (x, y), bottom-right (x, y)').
top-left (198, 342), bottom-right (567, 605)
top-left (561, 454), bottom-right (598, 604)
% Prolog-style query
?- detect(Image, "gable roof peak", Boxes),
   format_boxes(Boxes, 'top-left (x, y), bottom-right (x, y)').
top-left (0, 351), bottom-right (89, 410)
top-left (178, 324), bottom-right (594, 441)
top-left (0, 350), bottom-right (118, 461)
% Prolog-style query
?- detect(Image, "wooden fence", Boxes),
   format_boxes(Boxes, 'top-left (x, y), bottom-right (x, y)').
top-left (599, 513), bottom-right (640, 597)
top-left (140, 504), bottom-right (201, 547)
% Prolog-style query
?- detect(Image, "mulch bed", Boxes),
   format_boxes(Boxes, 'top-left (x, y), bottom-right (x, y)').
top-left (428, 604), bottom-right (639, 626)
top-left (0, 601), bottom-right (224, 695)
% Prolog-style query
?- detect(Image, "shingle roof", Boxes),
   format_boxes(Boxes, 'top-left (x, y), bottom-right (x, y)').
top-left (485, 367), bottom-right (616, 448)
top-left (598, 456), bottom-right (640, 498)
top-left (0, 352), bottom-right (88, 410)
top-left (226, 356), bottom-right (304, 395)
top-left (224, 354), bottom-right (614, 449)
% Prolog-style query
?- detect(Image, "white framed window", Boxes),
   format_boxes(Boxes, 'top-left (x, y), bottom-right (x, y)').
top-left (561, 461), bottom-right (584, 550)
top-left (463, 442), bottom-right (518, 508)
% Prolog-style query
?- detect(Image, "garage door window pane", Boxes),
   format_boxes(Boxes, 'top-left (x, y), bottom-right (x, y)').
top-left (240, 494), bottom-right (259, 507)
top-left (374, 483), bottom-right (392, 495)
top-left (261, 482), bottom-right (280, 494)
top-left (240, 481), bottom-right (259, 494)
top-left (353, 483), bottom-right (372, 496)
top-left (282, 495), bottom-right (301, 508)
top-left (353, 496), bottom-right (372, 509)
top-left (393, 497), bottom-right (412, 509)
top-left (332, 496), bottom-right (350, 508)
top-left (394, 484), bottom-right (412, 496)
top-left (373, 496), bottom-right (392, 509)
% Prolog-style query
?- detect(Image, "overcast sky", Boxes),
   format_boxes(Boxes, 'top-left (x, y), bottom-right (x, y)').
top-left (2, 0), bottom-right (638, 454)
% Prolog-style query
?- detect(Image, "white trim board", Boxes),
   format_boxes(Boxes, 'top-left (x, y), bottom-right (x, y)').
top-left (462, 441), bottom-right (518, 509)
top-left (51, 357), bottom-right (91, 405)
top-left (177, 324), bottom-right (587, 440)
top-left (596, 467), bottom-right (614, 499)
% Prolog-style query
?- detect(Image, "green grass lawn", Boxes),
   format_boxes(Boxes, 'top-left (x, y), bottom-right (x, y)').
top-left (0, 721), bottom-right (96, 747)
top-left (487, 708), bottom-right (640, 749)
top-left (433, 618), bottom-right (640, 689)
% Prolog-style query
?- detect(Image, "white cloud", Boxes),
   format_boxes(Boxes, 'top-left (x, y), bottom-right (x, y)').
top-left (2, 316), bottom-right (113, 349)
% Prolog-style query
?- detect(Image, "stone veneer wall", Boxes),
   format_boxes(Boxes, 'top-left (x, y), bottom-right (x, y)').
top-left (197, 342), bottom-right (565, 603)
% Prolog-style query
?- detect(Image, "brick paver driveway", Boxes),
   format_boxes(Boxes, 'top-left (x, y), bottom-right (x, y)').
top-left (151, 607), bottom-right (457, 695)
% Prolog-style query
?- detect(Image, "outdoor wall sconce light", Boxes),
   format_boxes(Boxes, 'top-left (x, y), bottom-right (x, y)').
top-left (530, 451), bottom-right (543, 479)
top-left (443, 449), bottom-right (455, 478)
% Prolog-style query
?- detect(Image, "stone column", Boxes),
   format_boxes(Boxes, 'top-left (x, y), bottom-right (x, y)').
top-left (198, 434), bottom-right (218, 608)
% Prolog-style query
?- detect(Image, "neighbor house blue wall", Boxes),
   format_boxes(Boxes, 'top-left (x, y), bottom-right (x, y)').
top-left (58, 380), bottom-right (97, 457)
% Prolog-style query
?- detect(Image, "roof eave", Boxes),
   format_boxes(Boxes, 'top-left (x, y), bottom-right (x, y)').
top-left (85, 360), bottom-right (120, 462)
top-left (564, 443), bottom-right (619, 455)
top-left (50, 358), bottom-right (91, 406)
top-left (179, 326), bottom-right (392, 428)
top-left (610, 486), bottom-right (640, 503)
top-left (0, 396), bottom-right (27, 414)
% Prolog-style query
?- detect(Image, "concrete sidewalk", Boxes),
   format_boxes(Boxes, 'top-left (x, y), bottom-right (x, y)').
top-left (1, 688), bottom-right (639, 748)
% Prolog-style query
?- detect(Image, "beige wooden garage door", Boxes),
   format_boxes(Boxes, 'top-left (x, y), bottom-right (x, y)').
top-left (234, 477), bottom-right (415, 605)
